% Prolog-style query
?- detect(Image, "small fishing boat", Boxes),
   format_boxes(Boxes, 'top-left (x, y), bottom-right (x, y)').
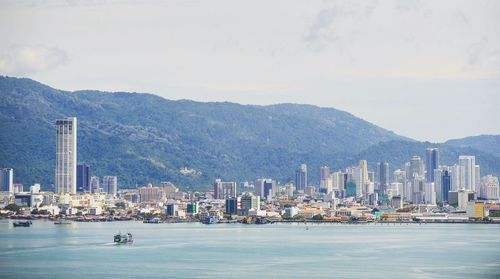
top-left (54, 220), bottom-right (73, 225)
top-left (13, 220), bottom-right (32, 227)
top-left (143, 217), bottom-right (163, 224)
top-left (114, 233), bottom-right (133, 244)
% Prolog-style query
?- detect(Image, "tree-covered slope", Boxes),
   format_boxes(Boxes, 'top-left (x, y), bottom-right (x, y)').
top-left (445, 135), bottom-right (500, 158)
top-left (1, 76), bottom-right (499, 191)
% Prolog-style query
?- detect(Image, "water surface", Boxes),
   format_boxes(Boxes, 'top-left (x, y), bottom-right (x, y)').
top-left (1, 220), bottom-right (499, 278)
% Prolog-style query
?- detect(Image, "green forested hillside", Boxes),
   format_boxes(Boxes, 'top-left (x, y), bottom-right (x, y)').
top-left (1, 76), bottom-right (498, 191)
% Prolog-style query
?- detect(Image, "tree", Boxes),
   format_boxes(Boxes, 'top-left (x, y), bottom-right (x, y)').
top-left (312, 214), bottom-right (324, 221)
top-left (4, 204), bottom-right (21, 213)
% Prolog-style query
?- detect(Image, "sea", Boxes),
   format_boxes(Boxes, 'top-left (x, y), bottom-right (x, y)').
top-left (0, 220), bottom-right (499, 279)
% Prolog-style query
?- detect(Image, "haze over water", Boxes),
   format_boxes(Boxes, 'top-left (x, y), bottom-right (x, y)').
top-left (1, 220), bottom-right (499, 279)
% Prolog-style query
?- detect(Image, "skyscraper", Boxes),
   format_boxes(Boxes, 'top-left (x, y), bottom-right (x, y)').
top-left (103, 176), bottom-right (118, 195)
top-left (214, 179), bottom-right (237, 199)
top-left (55, 117), bottom-right (77, 194)
top-left (376, 162), bottom-right (389, 191)
top-left (77, 163), bottom-right (90, 193)
top-left (359, 160), bottom-right (369, 185)
top-left (295, 164), bottom-right (307, 191)
top-left (0, 168), bottom-right (14, 193)
top-left (319, 166), bottom-right (330, 193)
top-left (91, 176), bottom-right (100, 193)
top-left (459, 156), bottom-right (476, 192)
top-left (442, 169), bottom-right (452, 202)
top-left (409, 156), bottom-right (424, 179)
top-left (426, 148), bottom-right (440, 182)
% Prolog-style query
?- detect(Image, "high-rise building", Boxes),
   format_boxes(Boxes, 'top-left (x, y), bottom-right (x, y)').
top-left (138, 184), bottom-right (165, 203)
top-left (376, 162), bottom-right (389, 191)
top-left (225, 197), bottom-right (240, 215)
top-left (0, 168), bottom-right (14, 193)
top-left (359, 160), bottom-right (369, 185)
top-left (103, 176), bottom-right (118, 195)
top-left (319, 166), bottom-right (330, 193)
top-left (480, 175), bottom-right (499, 200)
top-left (77, 163), bottom-right (90, 193)
top-left (214, 179), bottom-right (237, 199)
top-left (442, 169), bottom-right (451, 202)
top-left (475, 165), bottom-right (481, 193)
top-left (459, 156), bottom-right (476, 192)
top-left (262, 179), bottom-right (276, 200)
top-left (408, 156), bottom-right (424, 180)
top-left (90, 176), bottom-right (100, 193)
top-left (331, 171), bottom-right (344, 192)
top-left (426, 148), bottom-right (440, 182)
top-left (55, 117), bottom-right (77, 194)
top-left (240, 192), bottom-right (260, 215)
top-left (295, 164), bottom-right (307, 191)
top-left (424, 182), bottom-right (436, 205)
top-left (451, 164), bottom-right (465, 191)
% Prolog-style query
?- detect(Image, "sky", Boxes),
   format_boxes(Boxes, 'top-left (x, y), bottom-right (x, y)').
top-left (0, 0), bottom-right (499, 142)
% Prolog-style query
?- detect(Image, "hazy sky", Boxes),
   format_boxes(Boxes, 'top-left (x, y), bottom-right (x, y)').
top-left (1, 0), bottom-right (499, 142)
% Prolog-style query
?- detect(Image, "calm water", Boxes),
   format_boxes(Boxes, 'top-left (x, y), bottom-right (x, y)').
top-left (0, 220), bottom-right (499, 279)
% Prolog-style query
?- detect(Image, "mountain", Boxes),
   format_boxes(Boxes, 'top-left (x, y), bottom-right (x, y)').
top-left (445, 135), bottom-right (500, 158)
top-left (1, 76), bottom-right (499, 191)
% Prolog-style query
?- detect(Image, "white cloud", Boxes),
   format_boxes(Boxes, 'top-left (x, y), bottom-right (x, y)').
top-left (0, 45), bottom-right (68, 75)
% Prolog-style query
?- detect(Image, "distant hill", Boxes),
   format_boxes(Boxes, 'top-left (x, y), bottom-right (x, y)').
top-left (0, 76), bottom-right (499, 191)
top-left (445, 135), bottom-right (500, 158)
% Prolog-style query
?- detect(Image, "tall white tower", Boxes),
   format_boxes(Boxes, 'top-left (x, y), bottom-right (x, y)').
top-left (55, 117), bottom-right (77, 194)
top-left (459, 156), bottom-right (476, 192)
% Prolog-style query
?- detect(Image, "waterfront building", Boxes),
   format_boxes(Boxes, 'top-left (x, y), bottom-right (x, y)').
top-left (90, 176), bottom-right (100, 193)
top-left (359, 160), bottom-right (369, 189)
top-left (285, 183), bottom-right (295, 197)
top-left (442, 169), bottom-right (451, 203)
top-left (30, 184), bottom-right (41, 193)
top-left (424, 183), bottom-right (436, 205)
top-left (391, 195), bottom-right (403, 209)
top-left (257, 179), bottom-right (277, 200)
top-left (295, 164), bottom-right (308, 191)
top-left (138, 184), bottom-right (165, 203)
top-left (466, 201), bottom-right (485, 219)
top-left (459, 156), bottom-right (476, 192)
top-left (451, 164), bottom-right (465, 191)
top-left (448, 190), bottom-right (474, 210)
top-left (240, 192), bottom-right (260, 215)
top-left (77, 163), bottom-right (90, 193)
top-left (475, 165), bottom-right (481, 193)
top-left (225, 196), bottom-right (240, 215)
top-left (186, 202), bottom-right (198, 214)
top-left (55, 117), bottom-right (77, 194)
top-left (0, 168), bottom-right (14, 193)
top-left (166, 203), bottom-right (179, 217)
top-left (13, 183), bottom-right (23, 193)
top-left (376, 162), bottom-right (389, 191)
top-left (480, 175), bottom-right (499, 200)
top-left (319, 166), bottom-right (330, 193)
top-left (103, 176), bottom-right (118, 195)
top-left (162, 181), bottom-right (179, 198)
top-left (305, 186), bottom-right (316, 197)
top-left (284, 207), bottom-right (299, 218)
top-left (331, 171), bottom-right (344, 192)
top-left (408, 156), bottom-right (424, 180)
top-left (214, 179), bottom-right (237, 200)
top-left (425, 148), bottom-right (440, 182)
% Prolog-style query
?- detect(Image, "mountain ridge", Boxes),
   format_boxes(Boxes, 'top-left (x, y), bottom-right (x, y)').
top-left (1, 76), bottom-right (499, 191)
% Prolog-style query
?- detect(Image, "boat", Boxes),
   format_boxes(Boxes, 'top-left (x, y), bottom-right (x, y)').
top-left (13, 220), bottom-right (32, 227)
top-left (114, 233), bottom-right (133, 244)
top-left (143, 217), bottom-right (163, 224)
top-left (202, 216), bottom-right (219, 225)
top-left (54, 220), bottom-right (73, 225)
